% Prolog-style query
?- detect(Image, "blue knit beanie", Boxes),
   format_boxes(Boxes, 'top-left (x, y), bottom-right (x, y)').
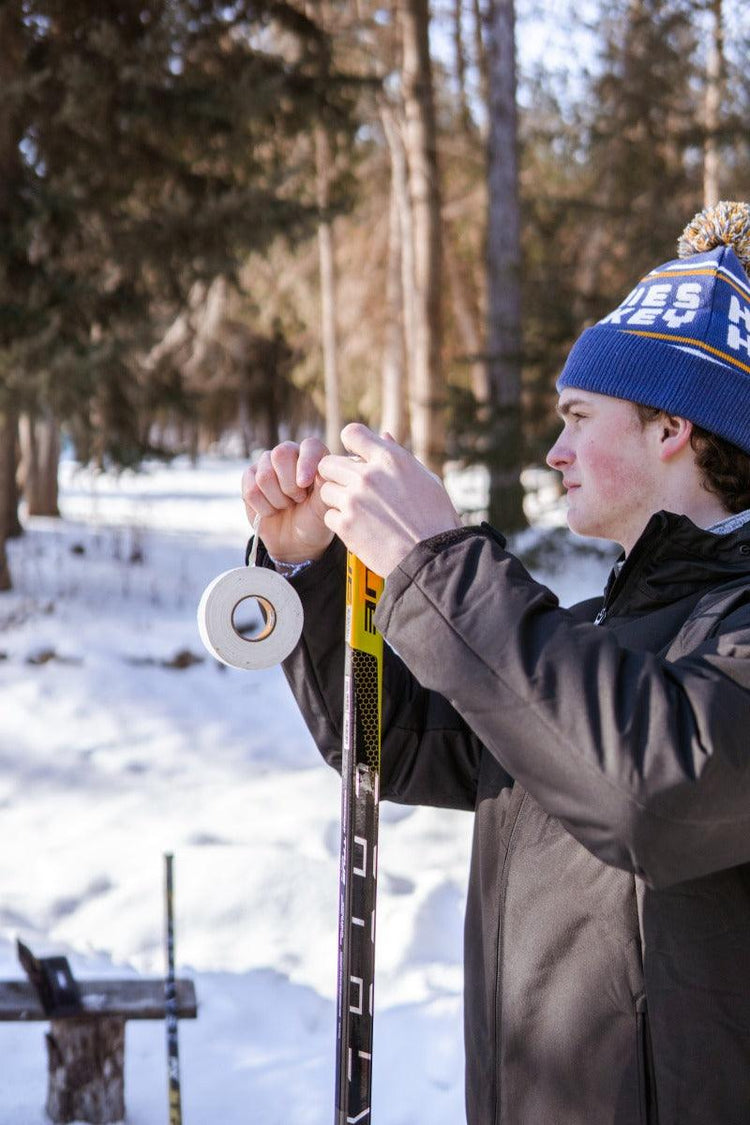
top-left (557, 201), bottom-right (750, 454)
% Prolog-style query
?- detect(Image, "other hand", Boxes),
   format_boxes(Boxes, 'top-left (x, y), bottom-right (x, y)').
top-left (241, 438), bottom-right (333, 563)
top-left (317, 424), bottom-right (462, 577)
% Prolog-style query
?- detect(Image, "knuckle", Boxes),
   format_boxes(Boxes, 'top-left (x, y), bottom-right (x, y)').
top-left (254, 461), bottom-right (275, 487)
top-left (359, 463), bottom-right (376, 489)
top-left (338, 507), bottom-right (354, 534)
top-left (244, 479), bottom-right (262, 503)
top-left (270, 441), bottom-right (297, 468)
top-left (301, 436), bottom-right (326, 455)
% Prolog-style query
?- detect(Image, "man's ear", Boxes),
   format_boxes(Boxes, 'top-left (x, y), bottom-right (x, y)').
top-left (658, 414), bottom-right (693, 462)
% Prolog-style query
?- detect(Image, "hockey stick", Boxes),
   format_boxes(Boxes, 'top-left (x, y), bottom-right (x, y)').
top-left (164, 853), bottom-right (183, 1125)
top-left (334, 552), bottom-right (384, 1125)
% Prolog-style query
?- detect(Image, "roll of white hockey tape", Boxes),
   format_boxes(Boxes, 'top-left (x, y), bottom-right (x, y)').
top-left (197, 566), bottom-right (304, 670)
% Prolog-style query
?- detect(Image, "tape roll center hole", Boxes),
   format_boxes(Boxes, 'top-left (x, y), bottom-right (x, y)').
top-left (232, 595), bottom-right (277, 642)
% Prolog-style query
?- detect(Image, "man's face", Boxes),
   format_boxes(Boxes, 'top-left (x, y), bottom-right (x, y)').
top-left (546, 388), bottom-right (661, 550)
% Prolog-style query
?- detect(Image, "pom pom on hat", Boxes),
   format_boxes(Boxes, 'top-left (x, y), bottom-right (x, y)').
top-left (678, 200), bottom-right (750, 278)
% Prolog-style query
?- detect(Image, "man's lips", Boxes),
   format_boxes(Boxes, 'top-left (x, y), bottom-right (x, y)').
top-left (562, 480), bottom-right (580, 491)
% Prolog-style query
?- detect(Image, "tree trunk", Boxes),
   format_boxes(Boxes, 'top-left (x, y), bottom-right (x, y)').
top-left (445, 237), bottom-right (490, 412)
top-left (264, 376), bottom-right (281, 450)
top-left (315, 123), bottom-right (342, 453)
top-left (0, 409), bottom-right (17, 590)
top-left (0, 536), bottom-right (9, 590)
top-left (237, 390), bottom-right (253, 459)
top-left (0, 9), bottom-right (25, 588)
top-left (703, 0), bottom-right (723, 209)
top-left (400, 0), bottom-right (445, 474)
top-left (472, 0), bottom-right (490, 135)
top-left (453, 0), bottom-right (473, 133)
top-left (46, 1017), bottom-right (125, 1124)
top-left (485, 0), bottom-right (525, 530)
top-left (381, 172), bottom-right (408, 443)
top-left (382, 104), bottom-right (416, 425)
top-left (2, 403), bottom-right (22, 538)
top-left (311, 0), bottom-right (342, 453)
top-left (20, 411), bottom-right (61, 517)
top-left (380, 111), bottom-right (409, 444)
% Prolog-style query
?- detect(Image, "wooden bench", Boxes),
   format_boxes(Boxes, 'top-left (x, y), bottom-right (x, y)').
top-left (0, 977), bottom-right (197, 1124)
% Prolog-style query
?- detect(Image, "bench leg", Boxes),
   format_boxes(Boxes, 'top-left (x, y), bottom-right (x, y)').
top-left (45, 1016), bottom-right (126, 1124)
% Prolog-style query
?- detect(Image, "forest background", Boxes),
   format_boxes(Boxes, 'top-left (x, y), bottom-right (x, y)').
top-left (1, 0), bottom-right (749, 590)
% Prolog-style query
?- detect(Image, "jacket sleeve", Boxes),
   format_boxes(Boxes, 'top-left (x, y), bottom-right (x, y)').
top-left (375, 524), bottom-right (750, 889)
top-left (269, 537), bottom-right (494, 811)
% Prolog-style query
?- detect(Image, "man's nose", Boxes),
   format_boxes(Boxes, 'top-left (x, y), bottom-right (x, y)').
top-left (546, 435), bottom-right (572, 471)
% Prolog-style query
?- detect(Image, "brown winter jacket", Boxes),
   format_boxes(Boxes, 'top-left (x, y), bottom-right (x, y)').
top-left (268, 511), bottom-right (750, 1125)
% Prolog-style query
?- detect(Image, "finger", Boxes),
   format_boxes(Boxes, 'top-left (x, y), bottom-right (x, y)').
top-left (241, 465), bottom-right (278, 519)
top-left (309, 473), bottom-right (330, 521)
top-left (241, 464), bottom-right (255, 503)
top-left (318, 479), bottom-right (348, 513)
top-left (323, 505), bottom-right (348, 546)
top-left (340, 422), bottom-right (390, 462)
top-left (317, 453), bottom-right (363, 485)
top-left (270, 442), bottom-right (308, 503)
top-left (253, 450), bottom-right (295, 511)
top-left (297, 437), bottom-right (330, 489)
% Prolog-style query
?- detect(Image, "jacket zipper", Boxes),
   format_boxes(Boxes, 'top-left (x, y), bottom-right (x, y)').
top-left (636, 994), bottom-right (658, 1124)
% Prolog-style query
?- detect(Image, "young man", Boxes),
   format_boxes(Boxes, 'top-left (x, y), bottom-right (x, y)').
top-left (242, 202), bottom-right (750, 1124)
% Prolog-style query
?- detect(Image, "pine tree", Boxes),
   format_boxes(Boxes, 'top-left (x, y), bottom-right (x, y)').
top-left (579, 0), bottom-right (702, 321)
top-left (0, 0), bottom-right (350, 585)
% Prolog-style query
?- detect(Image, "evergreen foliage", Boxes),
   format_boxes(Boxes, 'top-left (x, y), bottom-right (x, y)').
top-left (0, 0), bottom-right (351, 462)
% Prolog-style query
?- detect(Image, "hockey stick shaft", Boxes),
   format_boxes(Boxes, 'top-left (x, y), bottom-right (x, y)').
top-left (165, 853), bottom-right (183, 1125)
top-left (334, 553), bottom-right (384, 1125)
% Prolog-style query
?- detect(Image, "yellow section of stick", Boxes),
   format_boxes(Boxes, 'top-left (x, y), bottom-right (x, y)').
top-left (345, 553), bottom-right (384, 769)
top-left (346, 553), bottom-right (384, 656)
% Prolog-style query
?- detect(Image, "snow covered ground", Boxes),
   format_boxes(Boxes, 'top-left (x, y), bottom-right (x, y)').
top-left (0, 456), bottom-right (616, 1124)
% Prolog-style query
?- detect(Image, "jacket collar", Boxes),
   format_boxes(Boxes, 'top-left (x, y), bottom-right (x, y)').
top-left (602, 511), bottom-right (750, 619)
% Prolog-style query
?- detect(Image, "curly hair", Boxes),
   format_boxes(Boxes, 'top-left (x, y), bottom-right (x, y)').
top-left (635, 404), bottom-right (750, 515)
